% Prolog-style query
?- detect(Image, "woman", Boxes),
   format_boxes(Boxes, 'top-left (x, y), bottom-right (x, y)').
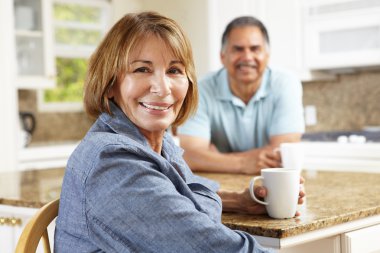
top-left (55, 12), bottom-right (302, 252)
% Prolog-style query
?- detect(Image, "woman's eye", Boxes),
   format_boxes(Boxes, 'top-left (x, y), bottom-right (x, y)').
top-left (168, 67), bottom-right (183, 75)
top-left (133, 67), bottom-right (150, 73)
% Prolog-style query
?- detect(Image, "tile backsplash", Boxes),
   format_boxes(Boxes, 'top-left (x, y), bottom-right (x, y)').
top-left (18, 69), bottom-right (380, 144)
top-left (18, 90), bottom-right (93, 144)
top-left (302, 69), bottom-right (380, 132)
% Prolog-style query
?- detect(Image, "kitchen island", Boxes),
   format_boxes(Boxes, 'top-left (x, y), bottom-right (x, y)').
top-left (199, 171), bottom-right (380, 252)
top-left (1, 168), bottom-right (380, 252)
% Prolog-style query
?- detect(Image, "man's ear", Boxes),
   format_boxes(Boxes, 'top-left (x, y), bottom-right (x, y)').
top-left (220, 51), bottom-right (226, 66)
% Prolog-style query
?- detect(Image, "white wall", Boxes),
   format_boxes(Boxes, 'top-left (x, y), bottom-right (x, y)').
top-left (110, 0), bottom-right (212, 76)
top-left (261, 0), bottom-right (304, 76)
top-left (137, 0), bottom-right (213, 77)
top-left (0, 0), bottom-right (18, 171)
top-left (111, 0), bottom-right (142, 23)
top-left (110, 0), bottom-right (265, 78)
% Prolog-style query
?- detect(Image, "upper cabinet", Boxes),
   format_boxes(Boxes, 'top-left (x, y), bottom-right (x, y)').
top-left (303, 0), bottom-right (380, 70)
top-left (14, 0), bottom-right (55, 89)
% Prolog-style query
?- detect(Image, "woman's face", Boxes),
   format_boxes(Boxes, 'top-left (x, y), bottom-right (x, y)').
top-left (109, 35), bottom-right (189, 136)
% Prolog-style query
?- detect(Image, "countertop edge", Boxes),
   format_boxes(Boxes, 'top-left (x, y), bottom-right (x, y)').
top-left (223, 207), bottom-right (380, 238)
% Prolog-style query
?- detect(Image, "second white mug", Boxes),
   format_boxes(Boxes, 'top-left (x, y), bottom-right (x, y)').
top-left (280, 143), bottom-right (304, 172)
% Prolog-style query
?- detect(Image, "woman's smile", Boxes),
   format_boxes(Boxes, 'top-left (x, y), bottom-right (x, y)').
top-left (139, 102), bottom-right (173, 111)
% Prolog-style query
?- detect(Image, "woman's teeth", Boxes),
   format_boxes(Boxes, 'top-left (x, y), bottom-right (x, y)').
top-left (141, 103), bottom-right (170, 110)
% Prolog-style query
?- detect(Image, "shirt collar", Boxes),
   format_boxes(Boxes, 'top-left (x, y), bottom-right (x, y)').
top-left (216, 67), bottom-right (271, 106)
top-left (98, 101), bottom-right (184, 158)
top-left (99, 101), bottom-right (147, 144)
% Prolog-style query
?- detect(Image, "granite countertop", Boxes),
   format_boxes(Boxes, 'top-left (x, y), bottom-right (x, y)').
top-left (198, 171), bottom-right (380, 238)
top-left (1, 168), bottom-right (380, 239)
top-left (0, 168), bottom-right (64, 208)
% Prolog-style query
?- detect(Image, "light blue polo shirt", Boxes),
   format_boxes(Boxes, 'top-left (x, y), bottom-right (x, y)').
top-left (178, 67), bottom-right (305, 153)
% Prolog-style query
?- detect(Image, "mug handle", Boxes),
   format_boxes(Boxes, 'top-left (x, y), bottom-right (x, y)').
top-left (249, 176), bottom-right (268, 205)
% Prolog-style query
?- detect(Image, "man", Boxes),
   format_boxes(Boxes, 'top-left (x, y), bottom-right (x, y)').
top-left (177, 16), bottom-right (305, 174)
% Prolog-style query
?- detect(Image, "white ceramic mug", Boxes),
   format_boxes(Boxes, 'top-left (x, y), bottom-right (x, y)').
top-left (249, 168), bottom-right (299, 219)
top-left (280, 143), bottom-right (304, 172)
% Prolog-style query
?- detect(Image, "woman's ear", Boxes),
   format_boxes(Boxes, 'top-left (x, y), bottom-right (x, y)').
top-left (107, 85), bottom-right (115, 99)
top-left (107, 75), bottom-right (117, 99)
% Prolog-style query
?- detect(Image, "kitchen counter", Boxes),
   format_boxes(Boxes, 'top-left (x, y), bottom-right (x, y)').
top-left (198, 171), bottom-right (380, 239)
top-left (1, 168), bottom-right (380, 246)
top-left (0, 168), bottom-right (64, 208)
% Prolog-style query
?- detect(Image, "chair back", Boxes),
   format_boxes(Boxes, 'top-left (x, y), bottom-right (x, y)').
top-left (15, 198), bottom-right (60, 253)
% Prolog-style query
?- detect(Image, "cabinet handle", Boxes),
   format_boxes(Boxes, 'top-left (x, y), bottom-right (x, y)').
top-left (0, 217), bottom-right (22, 226)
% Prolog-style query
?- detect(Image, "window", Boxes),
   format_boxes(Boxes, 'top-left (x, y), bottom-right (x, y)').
top-left (38, 0), bottom-right (110, 112)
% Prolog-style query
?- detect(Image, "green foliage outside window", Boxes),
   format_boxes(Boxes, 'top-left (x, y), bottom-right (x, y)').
top-left (55, 28), bottom-right (101, 46)
top-left (44, 58), bottom-right (87, 102)
top-left (54, 3), bottom-right (101, 23)
top-left (54, 3), bottom-right (102, 46)
top-left (45, 3), bottom-right (105, 103)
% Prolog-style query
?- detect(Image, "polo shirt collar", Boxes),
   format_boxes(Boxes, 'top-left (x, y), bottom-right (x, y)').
top-left (216, 67), bottom-right (271, 106)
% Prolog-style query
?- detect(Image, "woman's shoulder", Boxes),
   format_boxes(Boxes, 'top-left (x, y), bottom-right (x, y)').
top-left (66, 131), bottom-right (149, 178)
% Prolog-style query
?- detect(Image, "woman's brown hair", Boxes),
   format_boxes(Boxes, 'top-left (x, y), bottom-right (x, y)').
top-left (83, 11), bottom-right (198, 127)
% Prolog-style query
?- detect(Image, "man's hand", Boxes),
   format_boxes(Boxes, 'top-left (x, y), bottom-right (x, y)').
top-left (234, 147), bottom-right (281, 174)
top-left (179, 133), bottom-right (301, 175)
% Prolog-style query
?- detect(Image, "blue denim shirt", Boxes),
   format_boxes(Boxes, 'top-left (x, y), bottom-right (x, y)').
top-left (54, 102), bottom-right (271, 253)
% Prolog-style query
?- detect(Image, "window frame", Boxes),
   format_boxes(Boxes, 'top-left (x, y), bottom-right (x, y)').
top-left (38, 0), bottom-right (111, 112)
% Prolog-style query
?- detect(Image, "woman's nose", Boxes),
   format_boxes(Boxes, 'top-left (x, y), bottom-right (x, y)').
top-left (150, 73), bottom-right (171, 97)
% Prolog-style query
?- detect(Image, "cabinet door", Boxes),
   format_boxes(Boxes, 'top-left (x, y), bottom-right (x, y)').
top-left (0, 210), bottom-right (30, 253)
top-left (268, 236), bottom-right (341, 253)
top-left (0, 222), bottom-right (15, 253)
top-left (303, 0), bottom-right (380, 70)
top-left (14, 0), bottom-right (55, 89)
top-left (0, 205), bottom-right (38, 253)
top-left (341, 224), bottom-right (380, 253)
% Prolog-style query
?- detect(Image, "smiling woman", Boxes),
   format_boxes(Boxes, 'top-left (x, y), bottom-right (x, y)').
top-left (54, 11), bottom-right (275, 253)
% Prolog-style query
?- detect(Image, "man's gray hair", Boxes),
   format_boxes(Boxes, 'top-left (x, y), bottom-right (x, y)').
top-left (221, 16), bottom-right (270, 50)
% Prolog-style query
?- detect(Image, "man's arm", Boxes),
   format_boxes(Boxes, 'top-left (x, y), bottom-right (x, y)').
top-left (179, 133), bottom-right (301, 174)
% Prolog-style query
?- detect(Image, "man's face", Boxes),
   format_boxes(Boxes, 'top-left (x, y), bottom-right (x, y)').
top-left (221, 26), bottom-right (270, 87)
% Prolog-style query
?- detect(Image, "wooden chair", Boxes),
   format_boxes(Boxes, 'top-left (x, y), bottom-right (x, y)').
top-left (15, 198), bottom-right (60, 253)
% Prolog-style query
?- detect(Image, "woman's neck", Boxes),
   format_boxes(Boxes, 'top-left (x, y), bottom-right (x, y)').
top-left (140, 129), bottom-right (165, 154)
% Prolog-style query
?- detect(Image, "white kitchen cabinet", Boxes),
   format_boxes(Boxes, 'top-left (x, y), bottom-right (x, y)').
top-left (13, 0), bottom-right (55, 89)
top-left (0, 204), bottom-right (55, 253)
top-left (303, 0), bottom-right (380, 70)
top-left (255, 0), bottom-right (335, 81)
top-left (341, 224), bottom-right (380, 253)
top-left (255, 215), bottom-right (380, 253)
top-left (0, 205), bottom-right (37, 253)
top-left (273, 236), bottom-right (341, 253)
